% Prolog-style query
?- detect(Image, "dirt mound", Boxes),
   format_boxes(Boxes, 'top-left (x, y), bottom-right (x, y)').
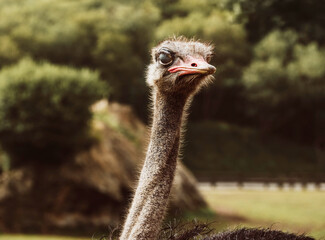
top-left (0, 101), bottom-right (206, 234)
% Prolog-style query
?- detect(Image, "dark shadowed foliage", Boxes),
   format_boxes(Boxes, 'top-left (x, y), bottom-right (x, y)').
top-left (222, 0), bottom-right (325, 44)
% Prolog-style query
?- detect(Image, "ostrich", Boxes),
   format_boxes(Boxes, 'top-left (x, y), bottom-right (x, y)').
top-left (119, 37), bottom-right (314, 240)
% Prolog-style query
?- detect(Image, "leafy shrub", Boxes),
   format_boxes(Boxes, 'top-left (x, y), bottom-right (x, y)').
top-left (0, 59), bottom-right (108, 165)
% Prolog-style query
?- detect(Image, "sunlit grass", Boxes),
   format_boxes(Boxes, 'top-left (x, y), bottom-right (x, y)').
top-left (201, 189), bottom-right (325, 239)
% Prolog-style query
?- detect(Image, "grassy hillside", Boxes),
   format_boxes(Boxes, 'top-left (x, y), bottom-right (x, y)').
top-left (183, 121), bottom-right (324, 181)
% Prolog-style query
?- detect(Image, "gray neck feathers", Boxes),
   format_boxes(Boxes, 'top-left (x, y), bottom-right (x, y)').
top-left (120, 90), bottom-right (189, 240)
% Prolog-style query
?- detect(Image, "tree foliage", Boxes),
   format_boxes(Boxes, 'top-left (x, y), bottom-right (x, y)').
top-left (0, 59), bottom-right (107, 164)
top-left (222, 0), bottom-right (325, 43)
top-left (243, 30), bottom-right (325, 144)
top-left (0, 0), bottom-right (160, 119)
top-left (0, 0), bottom-right (324, 152)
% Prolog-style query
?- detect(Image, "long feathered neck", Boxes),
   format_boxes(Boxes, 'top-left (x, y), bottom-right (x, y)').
top-left (120, 89), bottom-right (189, 240)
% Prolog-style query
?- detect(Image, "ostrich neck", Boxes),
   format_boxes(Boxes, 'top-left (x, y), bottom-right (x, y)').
top-left (120, 90), bottom-right (189, 240)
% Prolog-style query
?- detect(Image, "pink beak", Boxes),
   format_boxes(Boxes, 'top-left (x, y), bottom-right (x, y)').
top-left (168, 56), bottom-right (216, 76)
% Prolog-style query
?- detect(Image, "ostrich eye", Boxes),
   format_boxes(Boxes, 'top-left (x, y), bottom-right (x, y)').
top-left (158, 50), bottom-right (173, 66)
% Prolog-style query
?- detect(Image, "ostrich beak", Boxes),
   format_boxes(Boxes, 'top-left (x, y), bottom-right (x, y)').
top-left (168, 56), bottom-right (216, 76)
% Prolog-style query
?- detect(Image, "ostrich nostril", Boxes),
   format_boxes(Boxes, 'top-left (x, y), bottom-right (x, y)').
top-left (191, 63), bottom-right (197, 67)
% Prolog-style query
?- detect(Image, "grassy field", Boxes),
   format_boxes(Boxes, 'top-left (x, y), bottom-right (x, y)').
top-left (200, 189), bottom-right (325, 239)
top-left (1, 189), bottom-right (324, 239)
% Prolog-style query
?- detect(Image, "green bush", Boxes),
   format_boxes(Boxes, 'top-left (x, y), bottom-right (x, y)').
top-left (0, 59), bottom-right (108, 165)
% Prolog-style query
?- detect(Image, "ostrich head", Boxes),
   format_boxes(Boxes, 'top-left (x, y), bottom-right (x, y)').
top-left (146, 37), bottom-right (216, 95)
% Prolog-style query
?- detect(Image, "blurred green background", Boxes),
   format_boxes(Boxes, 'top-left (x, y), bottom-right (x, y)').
top-left (0, 0), bottom-right (324, 239)
top-left (0, 0), bottom-right (324, 178)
